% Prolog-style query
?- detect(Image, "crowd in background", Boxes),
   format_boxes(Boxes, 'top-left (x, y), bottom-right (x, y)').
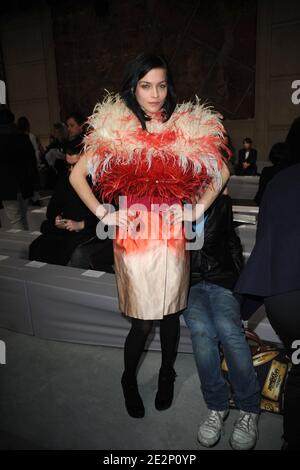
top-left (0, 102), bottom-right (300, 449)
top-left (0, 105), bottom-right (299, 272)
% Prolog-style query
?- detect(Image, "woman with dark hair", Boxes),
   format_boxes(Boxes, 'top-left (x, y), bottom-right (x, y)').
top-left (120, 53), bottom-right (177, 129)
top-left (70, 52), bottom-right (230, 419)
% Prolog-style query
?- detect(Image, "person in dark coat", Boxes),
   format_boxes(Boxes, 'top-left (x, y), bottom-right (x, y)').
top-left (254, 142), bottom-right (290, 205)
top-left (184, 193), bottom-right (260, 450)
top-left (0, 108), bottom-right (37, 229)
top-left (286, 115), bottom-right (300, 165)
top-left (29, 136), bottom-right (98, 265)
top-left (236, 138), bottom-right (257, 176)
top-left (235, 163), bottom-right (300, 450)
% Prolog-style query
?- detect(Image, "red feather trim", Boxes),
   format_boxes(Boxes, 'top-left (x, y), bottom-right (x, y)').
top-left (92, 152), bottom-right (214, 204)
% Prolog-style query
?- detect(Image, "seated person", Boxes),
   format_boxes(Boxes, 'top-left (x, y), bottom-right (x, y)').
top-left (183, 191), bottom-right (260, 450)
top-left (236, 138), bottom-right (257, 176)
top-left (29, 136), bottom-right (98, 266)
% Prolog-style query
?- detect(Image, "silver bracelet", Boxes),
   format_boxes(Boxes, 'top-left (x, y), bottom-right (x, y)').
top-left (98, 209), bottom-right (108, 222)
top-left (96, 204), bottom-right (107, 221)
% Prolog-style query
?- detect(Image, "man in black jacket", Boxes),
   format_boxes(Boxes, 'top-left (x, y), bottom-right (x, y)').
top-left (183, 193), bottom-right (260, 450)
top-left (0, 108), bottom-right (37, 229)
top-left (236, 137), bottom-right (257, 176)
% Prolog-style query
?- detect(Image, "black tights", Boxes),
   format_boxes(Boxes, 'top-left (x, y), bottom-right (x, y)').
top-left (124, 313), bottom-right (180, 380)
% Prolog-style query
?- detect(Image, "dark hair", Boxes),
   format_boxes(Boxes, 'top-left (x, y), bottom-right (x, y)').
top-left (17, 116), bottom-right (30, 133)
top-left (120, 52), bottom-right (177, 130)
top-left (54, 122), bottom-right (66, 131)
top-left (244, 137), bottom-right (253, 145)
top-left (65, 135), bottom-right (84, 155)
top-left (66, 112), bottom-right (86, 126)
top-left (269, 142), bottom-right (289, 166)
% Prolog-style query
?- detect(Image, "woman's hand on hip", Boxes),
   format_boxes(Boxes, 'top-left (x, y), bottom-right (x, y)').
top-left (165, 204), bottom-right (197, 225)
top-left (101, 209), bottom-right (132, 229)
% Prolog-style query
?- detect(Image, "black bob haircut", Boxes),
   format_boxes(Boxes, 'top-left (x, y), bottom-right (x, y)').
top-left (120, 52), bottom-right (177, 130)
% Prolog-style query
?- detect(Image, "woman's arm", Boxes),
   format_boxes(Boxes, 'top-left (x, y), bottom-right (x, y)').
top-left (170, 160), bottom-right (230, 224)
top-left (69, 151), bottom-right (106, 218)
top-left (192, 160), bottom-right (230, 220)
top-left (69, 152), bottom-right (129, 228)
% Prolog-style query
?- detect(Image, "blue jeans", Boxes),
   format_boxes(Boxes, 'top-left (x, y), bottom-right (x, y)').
top-left (184, 281), bottom-right (260, 413)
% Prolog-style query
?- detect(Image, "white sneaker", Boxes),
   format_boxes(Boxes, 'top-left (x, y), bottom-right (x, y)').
top-left (198, 409), bottom-right (229, 448)
top-left (230, 411), bottom-right (259, 450)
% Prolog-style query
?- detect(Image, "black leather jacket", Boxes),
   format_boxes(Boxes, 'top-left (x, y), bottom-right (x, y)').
top-left (190, 195), bottom-right (244, 291)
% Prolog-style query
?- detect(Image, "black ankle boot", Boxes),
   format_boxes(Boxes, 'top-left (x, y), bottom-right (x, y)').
top-left (121, 372), bottom-right (145, 418)
top-left (155, 368), bottom-right (177, 411)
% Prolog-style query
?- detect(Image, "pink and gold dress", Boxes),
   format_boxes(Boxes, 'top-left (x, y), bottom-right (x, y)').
top-left (85, 92), bottom-right (226, 320)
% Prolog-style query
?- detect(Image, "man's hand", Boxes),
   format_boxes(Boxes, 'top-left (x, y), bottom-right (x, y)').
top-left (101, 209), bottom-right (134, 230)
top-left (55, 215), bottom-right (65, 229)
top-left (64, 220), bottom-right (85, 231)
top-left (55, 216), bottom-right (84, 231)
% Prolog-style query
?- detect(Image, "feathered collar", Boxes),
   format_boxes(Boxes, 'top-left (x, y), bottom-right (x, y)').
top-left (84, 91), bottom-right (226, 180)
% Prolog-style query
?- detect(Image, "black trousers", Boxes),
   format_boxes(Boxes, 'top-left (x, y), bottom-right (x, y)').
top-left (68, 236), bottom-right (114, 272)
top-left (29, 220), bottom-right (94, 266)
top-left (265, 290), bottom-right (300, 448)
top-left (235, 166), bottom-right (257, 176)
